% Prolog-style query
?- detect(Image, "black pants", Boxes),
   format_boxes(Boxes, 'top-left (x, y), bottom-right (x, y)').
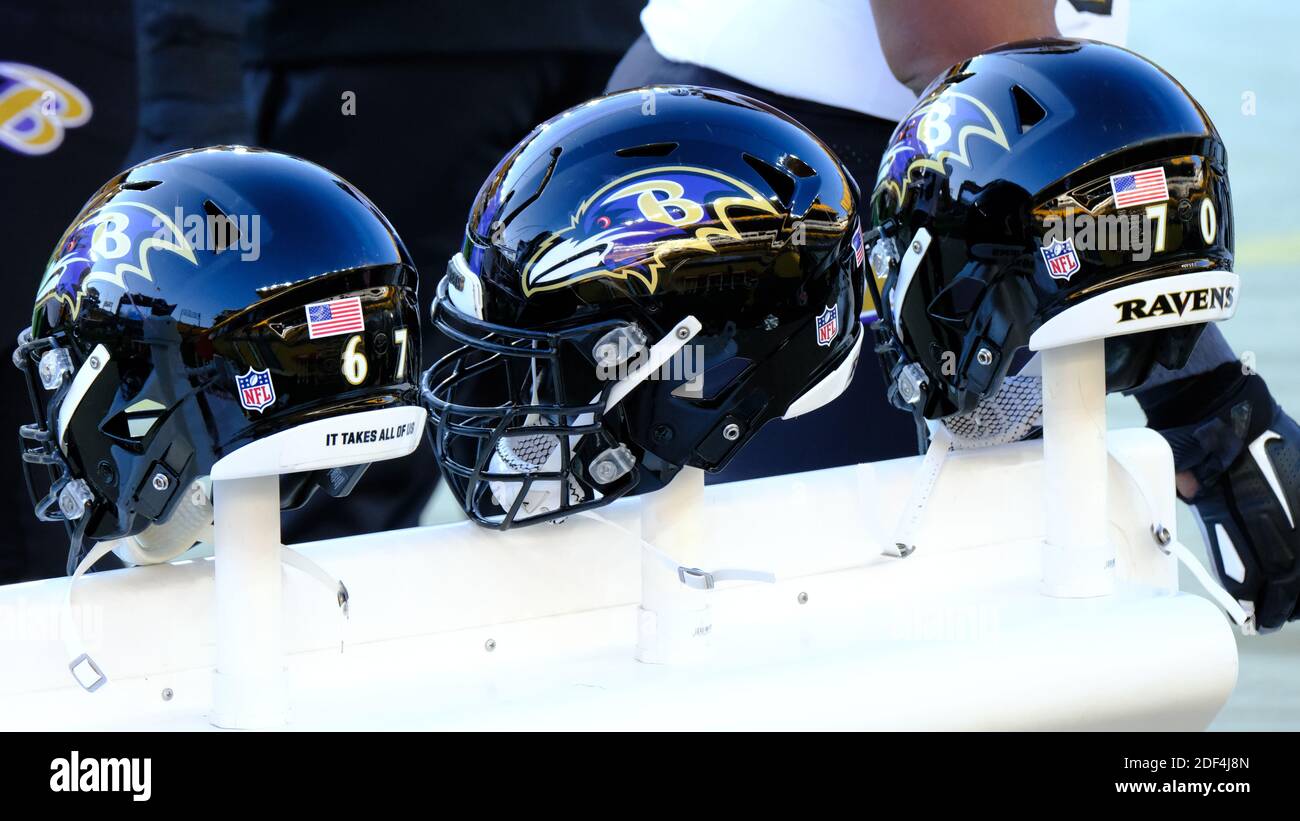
top-left (607, 35), bottom-right (920, 482)
top-left (245, 51), bottom-right (625, 541)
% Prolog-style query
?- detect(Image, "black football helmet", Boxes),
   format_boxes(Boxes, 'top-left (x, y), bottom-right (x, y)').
top-left (423, 86), bottom-right (866, 528)
top-left (867, 39), bottom-right (1234, 422)
top-left (14, 147), bottom-right (421, 571)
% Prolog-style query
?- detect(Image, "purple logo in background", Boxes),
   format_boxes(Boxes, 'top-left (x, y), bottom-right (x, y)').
top-left (0, 62), bottom-right (92, 156)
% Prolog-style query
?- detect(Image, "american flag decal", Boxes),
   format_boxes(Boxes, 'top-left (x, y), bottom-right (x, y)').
top-left (1109, 167), bottom-right (1168, 209)
top-left (305, 296), bottom-right (365, 339)
top-left (851, 226), bottom-right (865, 266)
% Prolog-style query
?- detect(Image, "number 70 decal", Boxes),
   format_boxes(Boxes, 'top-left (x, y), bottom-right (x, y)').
top-left (1143, 198), bottom-right (1217, 254)
top-left (341, 327), bottom-right (409, 386)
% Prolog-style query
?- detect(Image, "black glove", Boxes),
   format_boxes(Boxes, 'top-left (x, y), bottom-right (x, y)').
top-left (1140, 363), bottom-right (1300, 632)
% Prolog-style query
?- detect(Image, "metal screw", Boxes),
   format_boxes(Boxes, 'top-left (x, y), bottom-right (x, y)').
top-left (88, 356), bottom-right (101, 370)
top-left (484, 638), bottom-right (496, 652)
top-left (151, 473), bottom-right (169, 492)
top-left (161, 688), bottom-right (173, 702)
top-left (763, 314), bottom-right (778, 331)
top-left (722, 423), bottom-right (741, 441)
top-left (976, 347), bottom-right (993, 366)
top-left (96, 460), bottom-right (116, 486)
top-left (1152, 524), bottom-right (1172, 548)
top-left (797, 592), bottom-right (809, 605)
top-left (675, 326), bottom-right (691, 340)
top-left (652, 423), bottom-right (674, 444)
top-left (911, 240), bottom-right (922, 254)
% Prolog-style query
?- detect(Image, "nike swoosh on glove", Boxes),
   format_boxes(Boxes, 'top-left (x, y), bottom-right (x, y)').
top-left (1141, 363), bottom-right (1300, 632)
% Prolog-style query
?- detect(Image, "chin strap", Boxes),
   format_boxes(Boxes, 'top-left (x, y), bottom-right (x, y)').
top-left (884, 424), bottom-right (953, 558)
top-left (64, 540), bottom-right (350, 693)
top-left (64, 538), bottom-right (120, 692)
top-left (280, 545), bottom-right (351, 625)
top-left (1110, 454), bottom-right (1255, 635)
top-left (577, 510), bottom-right (775, 589)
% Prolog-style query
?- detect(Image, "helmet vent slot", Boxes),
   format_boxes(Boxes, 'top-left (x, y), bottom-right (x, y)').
top-left (742, 153), bottom-right (795, 209)
top-left (121, 180), bottom-right (161, 191)
top-left (202, 199), bottom-right (238, 252)
top-left (1011, 85), bottom-right (1046, 133)
top-left (615, 142), bottom-right (678, 158)
top-left (500, 146), bottom-right (561, 231)
top-left (781, 154), bottom-right (816, 178)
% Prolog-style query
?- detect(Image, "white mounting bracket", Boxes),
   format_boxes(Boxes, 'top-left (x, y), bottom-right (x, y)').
top-left (1038, 339), bottom-right (1115, 597)
top-left (1029, 267), bottom-right (1239, 598)
top-left (636, 466), bottom-right (711, 664)
top-left (207, 404), bottom-right (424, 728)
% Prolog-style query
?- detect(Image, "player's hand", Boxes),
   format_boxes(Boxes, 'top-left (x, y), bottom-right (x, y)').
top-left (1150, 369), bottom-right (1300, 632)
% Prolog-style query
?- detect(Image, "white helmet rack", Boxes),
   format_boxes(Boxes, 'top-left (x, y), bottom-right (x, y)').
top-left (0, 269), bottom-right (1244, 729)
top-left (207, 404), bottom-right (426, 727)
top-left (1030, 268), bottom-right (1239, 598)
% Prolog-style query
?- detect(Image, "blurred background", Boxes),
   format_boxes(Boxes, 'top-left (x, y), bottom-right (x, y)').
top-left (0, 0), bottom-right (646, 579)
top-left (1114, 3), bottom-right (1300, 730)
top-left (0, 0), bottom-right (1294, 728)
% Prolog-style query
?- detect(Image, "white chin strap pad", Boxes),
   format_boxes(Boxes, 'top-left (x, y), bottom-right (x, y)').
top-left (110, 477), bottom-right (214, 566)
top-left (783, 327), bottom-right (863, 420)
top-left (488, 431), bottom-right (584, 520)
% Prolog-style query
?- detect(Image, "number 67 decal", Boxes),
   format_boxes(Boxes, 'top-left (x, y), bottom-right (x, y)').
top-left (341, 328), bottom-right (408, 386)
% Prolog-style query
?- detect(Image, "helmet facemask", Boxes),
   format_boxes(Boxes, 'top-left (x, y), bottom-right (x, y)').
top-left (424, 260), bottom-right (696, 528)
top-left (14, 328), bottom-right (123, 570)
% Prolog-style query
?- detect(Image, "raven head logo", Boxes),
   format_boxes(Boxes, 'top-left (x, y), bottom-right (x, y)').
top-left (35, 200), bottom-right (197, 323)
top-left (874, 90), bottom-right (1010, 209)
top-left (521, 165), bottom-right (780, 297)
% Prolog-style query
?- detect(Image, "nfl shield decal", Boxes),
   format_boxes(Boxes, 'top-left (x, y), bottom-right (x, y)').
top-left (236, 366), bottom-right (276, 413)
top-left (816, 304), bottom-right (839, 347)
top-left (1040, 238), bottom-right (1081, 281)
